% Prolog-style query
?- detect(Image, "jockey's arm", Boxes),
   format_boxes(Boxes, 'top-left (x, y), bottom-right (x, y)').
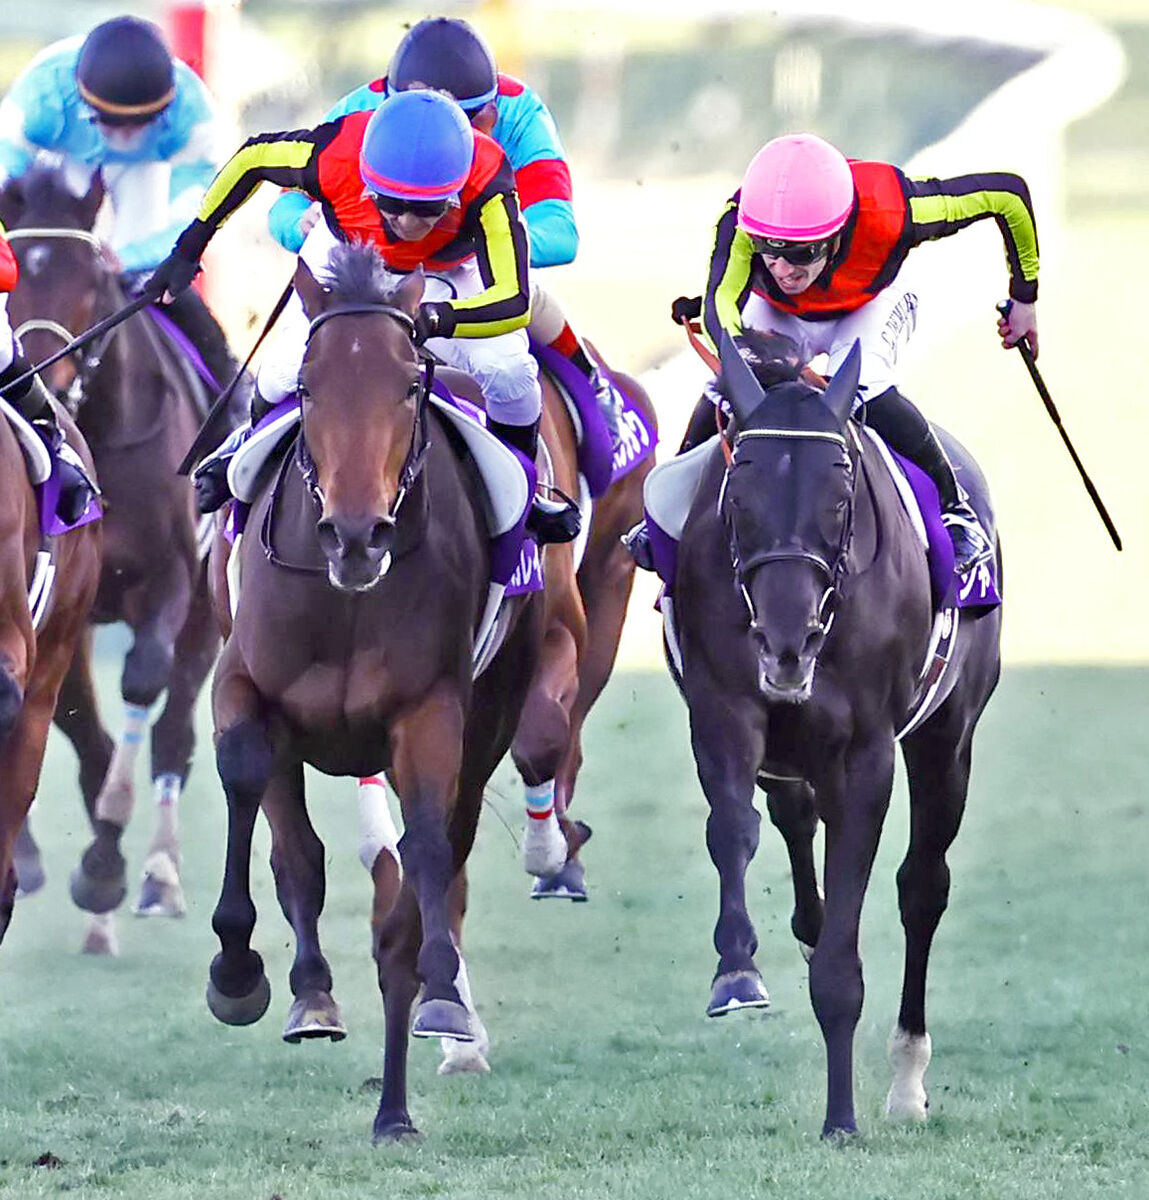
top-left (431, 188), bottom-right (532, 339)
top-left (702, 199), bottom-right (755, 351)
top-left (267, 80), bottom-right (380, 253)
top-left (493, 79), bottom-right (578, 268)
top-left (905, 170), bottom-right (1039, 304)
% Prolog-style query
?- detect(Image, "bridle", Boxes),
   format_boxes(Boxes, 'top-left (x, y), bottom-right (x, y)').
top-left (719, 423), bottom-right (857, 640)
top-left (295, 301), bottom-right (434, 528)
top-left (7, 227), bottom-right (123, 410)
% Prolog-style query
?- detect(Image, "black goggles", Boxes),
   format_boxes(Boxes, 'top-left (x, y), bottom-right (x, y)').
top-left (748, 235), bottom-right (835, 266)
top-left (371, 193), bottom-right (453, 220)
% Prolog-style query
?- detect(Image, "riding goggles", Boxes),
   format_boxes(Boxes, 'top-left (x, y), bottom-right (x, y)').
top-left (370, 193), bottom-right (458, 220)
top-left (747, 235), bottom-right (835, 266)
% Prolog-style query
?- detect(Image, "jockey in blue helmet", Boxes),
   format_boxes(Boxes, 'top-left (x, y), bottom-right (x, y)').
top-left (265, 17), bottom-right (623, 449)
top-left (153, 88), bottom-right (579, 542)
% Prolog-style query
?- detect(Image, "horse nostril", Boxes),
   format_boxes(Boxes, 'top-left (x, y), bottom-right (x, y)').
top-left (367, 519), bottom-right (394, 553)
top-left (316, 518), bottom-right (342, 558)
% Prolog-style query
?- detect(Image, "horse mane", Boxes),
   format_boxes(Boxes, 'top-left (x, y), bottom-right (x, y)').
top-left (320, 240), bottom-right (405, 306)
top-left (717, 329), bottom-right (805, 405)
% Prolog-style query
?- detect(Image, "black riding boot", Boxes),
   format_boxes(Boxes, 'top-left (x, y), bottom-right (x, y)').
top-left (191, 383), bottom-right (275, 515)
top-left (864, 386), bottom-right (991, 574)
top-left (489, 416), bottom-right (581, 545)
top-left (2, 358), bottom-right (97, 524)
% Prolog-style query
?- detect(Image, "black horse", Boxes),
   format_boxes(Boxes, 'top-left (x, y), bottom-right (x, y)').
top-left (671, 330), bottom-right (1001, 1138)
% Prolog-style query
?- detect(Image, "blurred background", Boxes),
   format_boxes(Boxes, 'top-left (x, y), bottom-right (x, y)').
top-left (2, 0), bottom-right (1144, 664)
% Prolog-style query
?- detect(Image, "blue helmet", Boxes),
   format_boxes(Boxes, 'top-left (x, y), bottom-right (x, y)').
top-left (359, 90), bottom-right (474, 202)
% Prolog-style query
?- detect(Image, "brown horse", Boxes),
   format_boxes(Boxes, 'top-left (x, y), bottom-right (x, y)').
top-left (205, 243), bottom-right (547, 1139)
top-left (353, 349), bottom-right (657, 908)
top-left (0, 168), bottom-right (220, 952)
top-left (0, 402), bottom-right (101, 945)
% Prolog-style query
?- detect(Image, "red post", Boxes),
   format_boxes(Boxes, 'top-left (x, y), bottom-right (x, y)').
top-left (168, 3), bottom-right (209, 81)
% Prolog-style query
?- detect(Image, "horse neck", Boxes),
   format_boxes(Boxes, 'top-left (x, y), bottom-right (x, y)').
top-left (79, 313), bottom-right (176, 448)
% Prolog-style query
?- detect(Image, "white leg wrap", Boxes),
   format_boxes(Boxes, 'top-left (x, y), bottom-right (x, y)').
top-left (438, 937), bottom-right (490, 1074)
top-left (522, 780), bottom-right (567, 878)
top-left (886, 1026), bottom-right (932, 1121)
top-left (357, 775), bottom-right (401, 873)
top-left (94, 703), bottom-right (149, 825)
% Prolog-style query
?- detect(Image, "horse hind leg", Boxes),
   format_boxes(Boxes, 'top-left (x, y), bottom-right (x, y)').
top-left (886, 721), bottom-right (974, 1122)
top-left (136, 574), bottom-right (220, 918)
top-left (763, 775), bottom-right (823, 959)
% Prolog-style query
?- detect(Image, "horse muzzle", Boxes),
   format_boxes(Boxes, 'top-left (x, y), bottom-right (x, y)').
top-left (316, 513), bottom-right (395, 592)
top-left (750, 624), bottom-right (821, 704)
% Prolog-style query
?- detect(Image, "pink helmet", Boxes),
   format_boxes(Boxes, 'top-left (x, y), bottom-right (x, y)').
top-left (737, 133), bottom-right (854, 241)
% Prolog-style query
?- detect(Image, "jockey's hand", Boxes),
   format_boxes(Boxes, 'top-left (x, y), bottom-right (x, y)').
top-left (413, 302), bottom-right (455, 345)
top-left (998, 299), bottom-right (1038, 358)
top-left (148, 250), bottom-right (201, 304)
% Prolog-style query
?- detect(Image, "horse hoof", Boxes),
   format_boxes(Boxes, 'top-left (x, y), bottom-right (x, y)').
top-left (283, 992), bottom-right (347, 1043)
top-left (206, 971), bottom-right (271, 1027)
top-left (372, 1115), bottom-right (421, 1143)
top-left (81, 913), bottom-right (119, 956)
top-left (522, 812), bottom-right (567, 877)
top-left (437, 1042), bottom-right (490, 1075)
top-left (706, 969), bottom-right (771, 1017)
top-left (412, 998), bottom-right (473, 1041)
top-left (69, 864), bottom-right (126, 915)
top-left (530, 858), bottom-right (588, 901)
top-left (132, 855), bottom-right (187, 918)
top-left (14, 856), bottom-right (46, 899)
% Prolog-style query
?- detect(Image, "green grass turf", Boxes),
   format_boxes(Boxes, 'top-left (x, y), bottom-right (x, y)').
top-left (0, 661), bottom-right (1146, 1198)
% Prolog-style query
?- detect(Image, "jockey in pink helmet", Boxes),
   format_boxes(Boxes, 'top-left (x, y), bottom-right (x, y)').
top-left (673, 131), bottom-right (1041, 577)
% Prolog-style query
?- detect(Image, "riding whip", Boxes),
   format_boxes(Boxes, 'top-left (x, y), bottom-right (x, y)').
top-left (997, 301), bottom-right (1122, 551)
top-left (177, 275), bottom-right (296, 475)
top-left (0, 289), bottom-right (156, 400)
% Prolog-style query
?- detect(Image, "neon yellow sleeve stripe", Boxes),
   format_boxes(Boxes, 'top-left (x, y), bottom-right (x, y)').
top-left (196, 138), bottom-right (315, 225)
top-left (450, 194), bottom-right (530, 337)
top-left (909, 189), bottom-right (1039, 282)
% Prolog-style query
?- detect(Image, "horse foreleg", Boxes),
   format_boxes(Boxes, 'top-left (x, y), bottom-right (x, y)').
top-left (886, 718), bottom-right (974, 1122)
top-left (264, 760), bottom-right (345, 1043)
top-left (437, 869), bottom-right (489, 1075)
top-left (51, 627), bottom-right (113, 823)
top-left (764, 777), bottom-right (823, 958)
top-left (810, 739), bottom-right (895, 1139)
top-left (372, 884), bottom-right (422, 1141)
top-left (207, 659), bottom-right (273, 1028)
top-left (389, 685), bottom-right (468, 1038)
top-left (690, 696), bottom-right (771, 1017)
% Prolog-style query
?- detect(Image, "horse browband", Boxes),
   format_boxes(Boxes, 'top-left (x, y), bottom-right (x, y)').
top-left (307, 304), bottom-right (416, 340)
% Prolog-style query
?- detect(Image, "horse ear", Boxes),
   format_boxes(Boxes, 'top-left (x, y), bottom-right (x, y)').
top-left (719, 330), bottom-right (765, 425)
top-left (292, 257), bottom-right (328, 318)
top-left (820, 339), bottom-right (862, 429)
top-left (77, 171), bottom-right (105, 230)
top-left (0, 177), bottom-right (24, 231)
top-left (393, 266), bottom-right (425, 317)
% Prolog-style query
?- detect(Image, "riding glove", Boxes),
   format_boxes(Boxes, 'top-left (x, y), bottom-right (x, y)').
top-left (147, 250), bottom-right (201, 300)
top-left (413, 302), bottom-right (455, 346)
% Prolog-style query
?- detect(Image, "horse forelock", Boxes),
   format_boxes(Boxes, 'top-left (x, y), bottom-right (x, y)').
top-left (14, 167), bottom-right (92, 229)
top-left (320, 241), bottom-right (403, 306)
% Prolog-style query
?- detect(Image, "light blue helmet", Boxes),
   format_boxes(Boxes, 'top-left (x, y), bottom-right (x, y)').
top-left (359, 90), bottom-right (474, 203)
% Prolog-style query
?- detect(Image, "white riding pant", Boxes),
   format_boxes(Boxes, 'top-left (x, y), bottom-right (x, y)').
top-left (742, 266), bottom-right (919, 409)
top-left (0, 297), bottom-right (13, 373)
top-left (258, 220), bottom-right (541, 426)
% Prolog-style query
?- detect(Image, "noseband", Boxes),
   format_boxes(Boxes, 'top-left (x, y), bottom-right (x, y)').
top-left (296, 303), bottom-right (433, 530)
top-left (721, 424), bottom-right (856, 637)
